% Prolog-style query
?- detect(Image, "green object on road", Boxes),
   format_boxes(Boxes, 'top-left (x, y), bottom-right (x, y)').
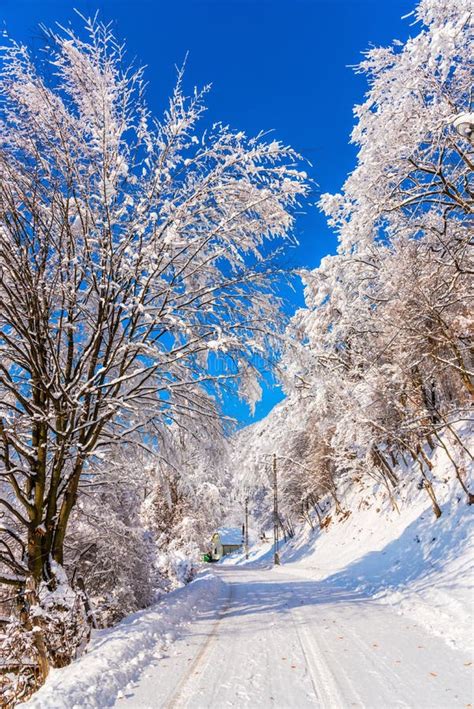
top-left (202, 553), bottom-right (212, 563)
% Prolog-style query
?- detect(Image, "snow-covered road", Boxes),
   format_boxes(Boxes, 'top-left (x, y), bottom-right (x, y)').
top-left (115, 564), bottom-right (473, 709)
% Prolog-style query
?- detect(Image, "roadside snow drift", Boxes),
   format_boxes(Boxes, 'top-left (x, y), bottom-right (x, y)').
top-left (22, 573), bottom-right (224, 709)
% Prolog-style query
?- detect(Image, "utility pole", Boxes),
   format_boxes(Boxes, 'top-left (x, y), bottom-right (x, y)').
top-left (273, 453), bottom-right (280, 565)
top-left (245, 497), bottom-right (249, 560)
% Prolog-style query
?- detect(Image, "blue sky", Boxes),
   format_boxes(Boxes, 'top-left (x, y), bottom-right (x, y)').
top-left (1, 0), bottom-right (415, 424)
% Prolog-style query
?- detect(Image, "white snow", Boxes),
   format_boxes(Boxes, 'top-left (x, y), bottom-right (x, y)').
top-left (21, 573), bottom-right (224, 709)
top-left (22, 441), bottom-right (473, 708)
top-left (283, 484), bottom-right (473, 654)
top-left (230, 457), bottom-right (473, 655)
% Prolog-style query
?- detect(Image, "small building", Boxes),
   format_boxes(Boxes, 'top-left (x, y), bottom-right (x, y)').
top-left (210, 527), bottom-right (243, 560)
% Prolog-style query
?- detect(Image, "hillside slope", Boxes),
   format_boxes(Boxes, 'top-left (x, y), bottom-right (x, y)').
top-left (230, 437), bottom-right (473, 654)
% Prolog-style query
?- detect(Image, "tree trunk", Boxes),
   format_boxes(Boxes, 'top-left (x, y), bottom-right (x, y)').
top-left (415, 448), bottom-right (442, 519)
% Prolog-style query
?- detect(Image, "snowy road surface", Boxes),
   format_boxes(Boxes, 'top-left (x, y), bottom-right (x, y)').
top-left (115, 564), bottom-right (473, 709)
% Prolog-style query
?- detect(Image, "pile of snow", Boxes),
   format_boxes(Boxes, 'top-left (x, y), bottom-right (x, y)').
top-left (22, 572), bottom-right (224, 709)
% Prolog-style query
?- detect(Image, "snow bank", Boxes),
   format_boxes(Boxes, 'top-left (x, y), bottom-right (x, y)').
top-left (22, 572), bottom-right (224, 709)
top-left (230, 440), bottom-right (473, 653)
top-left (279, 487), bottom-right (472, 649)
top-left (276, 468), bottom-right (473, 652)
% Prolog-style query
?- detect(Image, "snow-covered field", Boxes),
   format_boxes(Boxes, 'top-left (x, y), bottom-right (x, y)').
top-left (22, 441), bottom-right (473, 708)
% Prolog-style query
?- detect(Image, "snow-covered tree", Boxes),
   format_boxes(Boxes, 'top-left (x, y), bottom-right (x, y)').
top-left (236, 0), bottom-right (473, 531)
top-left (142, 416), bottom-right (232, 584)
top-left (64, 445), bottom-right (159, 628)
top-left (0, 15), bottom-right (308, 687)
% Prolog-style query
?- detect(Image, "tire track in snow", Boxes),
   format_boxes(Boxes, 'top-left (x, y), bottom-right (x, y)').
top-left (341, 614), bottom-right (413, 707)
top-left (164, 579), bottom-right (233, 709)
top-left (290, 594), bottom-right (411, 709)
top-left (289, 601), bottom-right (354, 709)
